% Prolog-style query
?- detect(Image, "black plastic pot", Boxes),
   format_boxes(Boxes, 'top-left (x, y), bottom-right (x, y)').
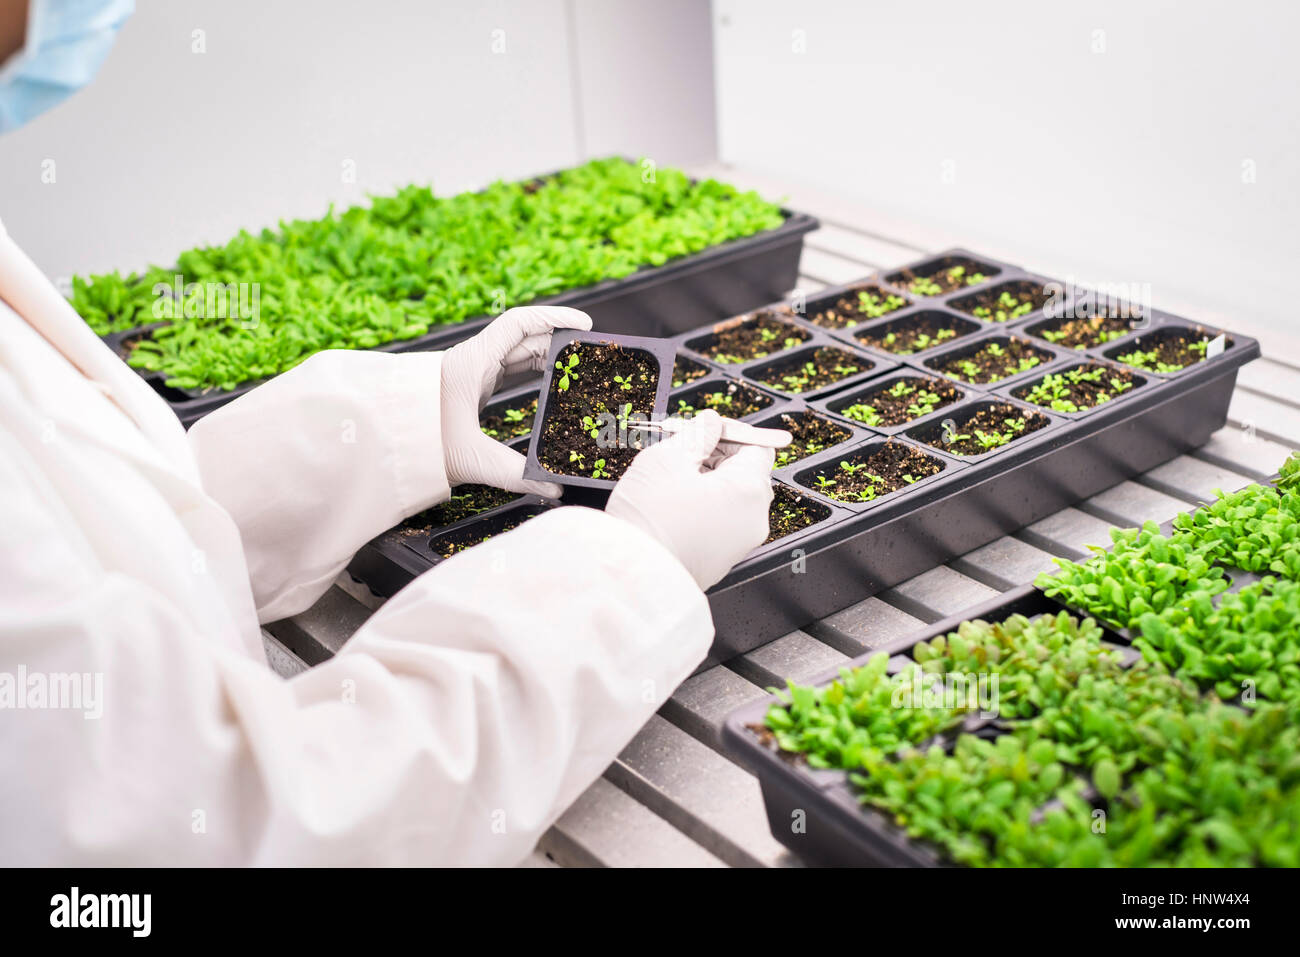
top-left (96, 183), bottom-right (817, 429)
top-left (721, 584), bottom-right (1133, 867)
top-left (522, 329), bottom-right (677, 492)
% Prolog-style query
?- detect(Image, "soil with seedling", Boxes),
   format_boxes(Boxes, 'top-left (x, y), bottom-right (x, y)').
top-left (1114, 329), bottom-right (1221, 374)
top-left (675, 379), bottom-right (773, 419)
top-left (766, 483), bottom-right (831, 543)
top-left (1035, 312), bottom-right (1135, 349)
top-left (753, 346), bottom-right (873, 395)
top-left (480, 396), bottom-right (538, 440)
top-left (856, 312), bottom-right (970, 355)
top-left (951, 280), bottom-right (1051, 323)
top-left (837, 376), bottom-right (963, 428)
top-left (808, 285), bottom-right (910, 329)
top-left (689, 311), bottom-right (810, 364)
top-left (770, 411), bottom-right (851, 469)
top-left (934, 337), bottom-right (1050, 384)
top-left (919, 403), bottom-right (1050, 457)
top-left (802, 441), bottom-right (943, 504)
top-left (403, 485), bottom-right (520, 535)
top-left (672, 355), bottom-right (709, 388)
top-left (1015, 364), bottom-right (1141, 413)
top-left (888, 258), bottom-right (997, 297)
top-left (430, 510), bottom-right (539, 558)
top-left (538, 341), bottom-right (657, 480)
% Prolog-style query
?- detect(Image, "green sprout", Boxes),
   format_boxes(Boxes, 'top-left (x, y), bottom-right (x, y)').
top-left (556, 352), bottom-right (580, 391)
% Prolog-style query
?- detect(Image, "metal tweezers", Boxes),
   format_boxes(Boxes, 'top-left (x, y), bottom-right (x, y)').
top-left (626, 417), bottom-right (792, 449)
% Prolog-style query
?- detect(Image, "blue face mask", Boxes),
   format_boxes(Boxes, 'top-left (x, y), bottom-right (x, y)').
top-left (0, 0), bottom-right (134, 133)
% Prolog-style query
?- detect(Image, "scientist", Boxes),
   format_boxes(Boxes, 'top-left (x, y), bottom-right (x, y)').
top-left (0, 0), bottom-right (774, 864)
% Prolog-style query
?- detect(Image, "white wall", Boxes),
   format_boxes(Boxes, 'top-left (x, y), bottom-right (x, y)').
top-left (0, 0), bottom-right (717, 282)
top-left (713, 0), bottom-right (1300, 355)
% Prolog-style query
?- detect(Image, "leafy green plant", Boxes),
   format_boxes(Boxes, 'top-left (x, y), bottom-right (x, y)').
top-left (1035, 521), bottom-right (1230, 629)
top-left (72, 158), bottom-right (784, 391)
top-left (842, 403), bottom-right (881, 427)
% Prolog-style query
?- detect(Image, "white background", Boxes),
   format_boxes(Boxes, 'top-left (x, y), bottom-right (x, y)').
top-left (712, 0), bottom-right (1300, 357)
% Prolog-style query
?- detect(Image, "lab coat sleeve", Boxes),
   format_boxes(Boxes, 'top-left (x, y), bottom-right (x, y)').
top-left (9, 501), bottom-right (712, 865)
top-left (186, 349), bottom-right (450, 623)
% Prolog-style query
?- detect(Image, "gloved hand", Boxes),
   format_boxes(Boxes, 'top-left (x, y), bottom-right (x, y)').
top-left (605, 410), bottom-right (775, 590)
top-left (441, 305), bottom-right (593, 497)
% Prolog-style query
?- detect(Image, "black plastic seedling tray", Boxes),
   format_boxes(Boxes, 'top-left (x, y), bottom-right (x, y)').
top-left (96, 175), bottom-right (817, 428)
top-left (344, 249), bottom-right (1258, 674)
top-left (522, 329), bottom-right (677, 492)
top-left (722, 583), bottom-right (1131, 867)
top-left (723, 466), bottom-right (1289, 867)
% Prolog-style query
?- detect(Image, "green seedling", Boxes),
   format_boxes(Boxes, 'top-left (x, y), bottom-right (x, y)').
top-left (842, 403), bottom-right (881, 426)
top-left (612, 374), bottom-right (633, 391)
top-left (556, 352), bottom-right (580, 391)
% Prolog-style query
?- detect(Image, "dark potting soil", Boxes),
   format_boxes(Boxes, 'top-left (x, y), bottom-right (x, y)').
top-left (1035, 312), bottom-right (1135, 349)
top-left (753, 346), bottom-right (873, 395)
top-left (480, 396), bottom-right (538, 440)
top-left (802, 441), bottom-right (944, 504)
top-left (430, 511), bottom-right (536, 558)
top-left (1014, 364), bottom-right (1142, 413)
top-left (766, 483), bottom-right (832, 544)
top-left (770, 411), bottom-right (852, 470)
top-left (403, 485), bottom-right (520, 534)
top-left (889, 257), bottom-right (997, 297)
top-left (538, 341), bottom-right (658, 480)
top-left (1113, 329), bottom-right (1223, 373)
top-left (918, 403), bottom-right (1050, 457)
top-left (672, 355), bottom-right (710, 388)
top-left (675, 379), bottom-right (773, 419)
top-left (689, 311), bottom-right (810, 365)
top-left (837, 377), bottom-right (964, 428)
top-left (950, 280), bottom-right (1051, 323)
top-left (807, 285), bottom-right (910, 329)
top-left (856, 312), bottom-right (970, 355)
top-left (934, 337), bottom-right (1050, 384)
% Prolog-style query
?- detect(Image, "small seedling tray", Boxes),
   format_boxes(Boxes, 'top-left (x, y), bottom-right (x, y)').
top-left (722, 584), bottom-right (1140, 867)
top-left (343, 250), bottom-right (1259, 675)
top-left (522, 329), bottom-right (677, 492)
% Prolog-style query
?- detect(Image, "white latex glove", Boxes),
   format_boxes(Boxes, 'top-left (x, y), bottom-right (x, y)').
top-left (605, 410), bottom-right (775, 590)
top-left (441, 305), bottom-right (593, 497)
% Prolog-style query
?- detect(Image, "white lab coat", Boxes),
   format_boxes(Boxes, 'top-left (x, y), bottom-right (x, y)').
top-left (0, 221), bottom-right (713, 865)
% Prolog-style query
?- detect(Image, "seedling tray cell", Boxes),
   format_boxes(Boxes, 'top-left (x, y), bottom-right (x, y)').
top-left (347, 493), bottom-right (557, 599)
top-left (479, 383), bottom-right (541, 444)
top-left (999, 360), bottom-right (1149, 420)
top-left (784, 436), bottom-right (962, 513)
top-left (903, 396), bottom-right (1062, 463)
top-left (881, 248), bottom-right (1007, 300)
top-left (679, 307), bottom-right (812, 369)
top-left (751, 401), bottom-right (871, 472)
top-left (740, 339), bottom-right (896, 401)
top-left (837, 306), bottom-right (984, 362)
top-left (523, 329), bottom-right (678, 492)
top-left (917, 328), bottom-right (1068, 389)
top-left (813, 370), bottom-right (974, 436)
top-left (1102, 319), bottom-right (1235, 378)
top-left (670, 376), bottom-right (783, 421)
